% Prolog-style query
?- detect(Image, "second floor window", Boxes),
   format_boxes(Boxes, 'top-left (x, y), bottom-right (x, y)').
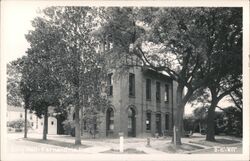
top-left (164, 84), bottom-right (169, 102)
top-left (156, 82), bottom-right (161, 102)
top-left (107, 73), bottom-right (113, 96)
top-left (129, 73), bottom-right (135, 96)
top-left (146, 79), bottom-right (151, 100)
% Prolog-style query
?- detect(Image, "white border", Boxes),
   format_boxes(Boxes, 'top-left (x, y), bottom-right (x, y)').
top-left (1, 0), bottom-right (249, 161)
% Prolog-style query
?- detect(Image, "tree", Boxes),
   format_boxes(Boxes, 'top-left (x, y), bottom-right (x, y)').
top-left (98, 7), bottom-right (242, 145)
top-left (24, 12), bottom-right (63, 140)
top-left (221, 106), bottom-right (242, 136)
top-left (7, 59), bottom-right (24, 107)
top-left (25, 7), bottom-right (110, 144)
top-left (190, 8), bottom-right (242, 141)
top-left (7, 56), bottom-right (31, 138)
top-left (193, 105), bottom-right (208, 133)
top-left (228, 87), bottom-right (242, 112)
top-left (47, 7), bottom-right (104, 145)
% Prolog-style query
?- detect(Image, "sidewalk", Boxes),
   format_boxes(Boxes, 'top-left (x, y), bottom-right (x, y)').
top-left (136, 146), bottom-right (166, 154)
top-left (181, 134), bottom-right (242, 154)
top-left (7, 132), bottom-right (242, 154)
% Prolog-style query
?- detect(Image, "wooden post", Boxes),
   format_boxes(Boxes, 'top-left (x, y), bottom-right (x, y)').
top-left (146, 137), bottom-right (151, 147)
top-left (119, 132), bottom-right (124, 153)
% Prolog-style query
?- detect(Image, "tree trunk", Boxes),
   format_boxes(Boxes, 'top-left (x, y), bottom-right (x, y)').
top-left (75, 106), bottom-right (81, 145)
top-left (24, 105), bottom-right (27, 138)
top-left (80, 107), bottom-right (83, 136)
top-left (75, 91), bottom-right (81, 145)
top-left (43, 106), bottom-right (48, 140)
top-left (24, 98), bottom-right (29, 138)
top-left (172, 85), bottom-right (185, 145)
top-left (206, 101), bottom-right (216, 141)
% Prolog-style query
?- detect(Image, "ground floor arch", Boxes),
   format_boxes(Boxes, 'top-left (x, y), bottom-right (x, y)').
top-left (106, 107), bottom-right (114, 136)
top-left (127, 107), bottom-right (136, 137)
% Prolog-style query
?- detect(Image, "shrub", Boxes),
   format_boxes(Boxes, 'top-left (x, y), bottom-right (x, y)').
top-left (7, 119), bottom-right (31, 132)
top-left (62, 120), bottom-right (75, 136)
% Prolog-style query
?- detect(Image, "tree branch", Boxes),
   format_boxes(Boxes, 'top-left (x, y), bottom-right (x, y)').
top-left (229, 92), bottom-right (242, 112)
top-left (218, 83), bottom-right (242, 101)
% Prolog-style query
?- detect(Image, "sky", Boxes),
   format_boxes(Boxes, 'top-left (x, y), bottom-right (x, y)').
top-left (1, 2), bottom-right (46, 63)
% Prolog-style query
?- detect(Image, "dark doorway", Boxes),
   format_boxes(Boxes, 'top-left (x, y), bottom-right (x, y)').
top-left (106, 108), bottom-right (114, 137)
top-left (57, 114), bottom-right (67, 135)
top-left (128, 108), bottom-right (136, 137)
top-left (156, 113), bottom-right (162, 135)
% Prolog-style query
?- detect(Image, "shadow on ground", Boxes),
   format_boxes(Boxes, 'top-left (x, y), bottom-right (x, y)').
top-left (101, 148), bottom-right (146, 154)
top-left (24, 138), bottom-right (90, 149)
top-left (152, 143), bottom-right (204, 153)
top-left (189, 139), bottom-right (241, 147)
top-left (215, 139), bottom-right (240, 144)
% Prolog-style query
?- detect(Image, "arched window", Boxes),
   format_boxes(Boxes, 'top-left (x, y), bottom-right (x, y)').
top-left (128, 107), bottom-right (136, 137)
top-left (106, 108), bottom-right (114, 131)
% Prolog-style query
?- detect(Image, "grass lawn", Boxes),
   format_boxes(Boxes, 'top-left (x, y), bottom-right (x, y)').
top-left (151, 143), bottom-right (204, 153)
top-left (101, 148), bottom-right (146, 154)
top-left (189, 139), bottom-right (241, 147)
top-left (25, 138), bottom-right (90, 149)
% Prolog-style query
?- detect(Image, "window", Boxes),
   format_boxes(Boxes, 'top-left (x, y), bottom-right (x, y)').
top-left (146, 79), bottom-right (151, 100)
top-left (164, 84), bottom-right (169, 102)
top-left (156, 114), bottom-right (162, 134)
top-left (165, 114), bottom-right (169, 130)
top-left (41, 122), bottom-right (43, 126)
top-left (156, 82), bottom-right (161, 102)
top-left (106, 108), bottom-right (114, 130)
top-left (128, 119), bottom-right (132, 129)
top-left (107, 73), bottom-right (113, 96)
top-left (31, 122), bottom-right (34, 127)
top-left (129, 73), bottom-right (135, 96)
top-left (30, 115), bottom-right (33, 120)
top-left (128, 108), bottom-right (135, 131)
top-left (146, 112), bottom-right (151, 130)
top-left (51, 121), bottom-right (54, 125)
top-left (20, 113), bottom-right (23, 118)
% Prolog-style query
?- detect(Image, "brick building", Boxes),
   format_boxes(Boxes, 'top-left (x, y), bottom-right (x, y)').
top-left (67, 39), bottom-right (178, 138)
top-left (70, 63), bottom-right (178, 138)
top-left (94, 66), bottom-right (177, 138)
